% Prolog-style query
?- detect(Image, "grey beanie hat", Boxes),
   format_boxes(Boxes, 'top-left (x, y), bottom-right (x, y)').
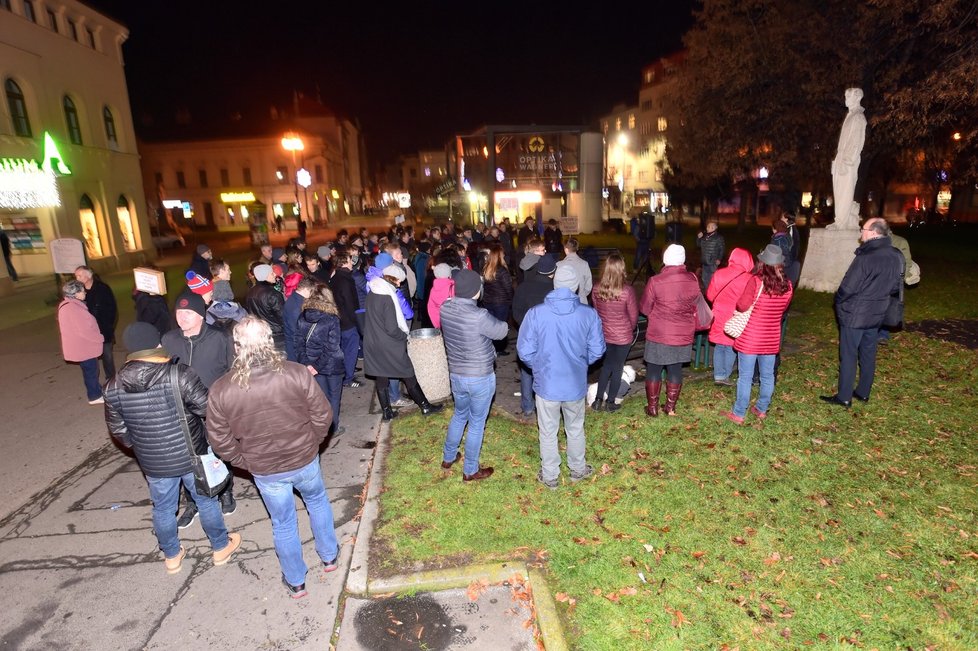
top-left (433, 263), bottom-right (453, 279)
top-left (758, 243), bottom-right (785, 266)
top-left (212, 279), bottom-right (234, 302)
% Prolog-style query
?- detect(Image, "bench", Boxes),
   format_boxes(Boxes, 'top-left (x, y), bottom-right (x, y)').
top-left (581, 246), bottom-right (621, 271)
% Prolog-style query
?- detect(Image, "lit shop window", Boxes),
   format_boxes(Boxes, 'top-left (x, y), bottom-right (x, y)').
top-left (657, 117), bottom-right (668, 132)
top-left (80, 194), bottom-right (103, 258)
top-left (117, 195), bottom-right (137, 251)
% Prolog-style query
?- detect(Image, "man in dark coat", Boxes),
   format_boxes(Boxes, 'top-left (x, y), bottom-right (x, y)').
top-left (1, 227), bottom-right (17, 281)
top-left (75, 265), bottom-right (117, 380)
top-left (189, 244), bottom-right (213, 279)
top-left (820, 218), bottom-right (903, 408)
top-left (245, 264), bottom-right (286, 351)
top-left (104, 322), bottom-right (241, 574)
top-left (328, 253), bottom-right (364, 388)
top-left (512, 253), bottom-right (557, 420)
top-left (543, 219), bottom-right (563, 256)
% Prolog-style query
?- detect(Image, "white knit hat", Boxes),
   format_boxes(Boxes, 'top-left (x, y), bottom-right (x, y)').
top-left (663, 244), bottom-right (686, 266)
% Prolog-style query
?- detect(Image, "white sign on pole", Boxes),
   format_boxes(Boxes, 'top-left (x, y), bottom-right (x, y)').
top-left (49, 238), bottom-right (86, 273)
top-left (558, 215), bottom-right (579, 235)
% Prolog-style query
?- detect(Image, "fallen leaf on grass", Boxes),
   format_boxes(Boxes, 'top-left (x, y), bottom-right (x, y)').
top-left (554, 592), bottom-right (577, 606)
top-left (763, 552), bottom-right (782, 566)
top-left (671, 609), bottom-right (688, 628)
top-left (692, 550), bottom-right (707, 559)
top-left (643, 544), bottom-right (655, 553)
top-left (731, 536), bottom-right (748, 546)
top-left (963, 551), bottom-right (978, 560)
top-left (600, 463), bottom-right (612, 475)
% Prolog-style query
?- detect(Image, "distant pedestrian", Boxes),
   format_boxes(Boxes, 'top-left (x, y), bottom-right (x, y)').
top-left (189, 244), bottom-right (213, 280)
top-left (0, 227), bottom-right (17, 281)
top-left (543, 219), bottom-right (563, 256)
top-left (207, 316), bottom-right (337, 600)
top-left (75, 265), bottom-right (117, 382)
top-left (56, 279), bottom-right (104, 404)
top-left (518, 265), bottom-right (605, 489)
top-left (439, 269), bottom-right (508, 481)
top-left (820, 218), bottom-right (903, 408)
top-left (105, 322), bottom-right (241, 575)
top-left (696, 220), bottom-right (725, 290)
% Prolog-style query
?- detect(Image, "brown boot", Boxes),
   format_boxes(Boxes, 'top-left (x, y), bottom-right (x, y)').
top-left (644, 380), bottom-right (662, 417)
top-left (664, 382), bottom-right (683, 416)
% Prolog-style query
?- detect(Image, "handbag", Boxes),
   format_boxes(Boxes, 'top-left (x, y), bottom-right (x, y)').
top-left (695, 293), bottom-right (713, 330)
top-left (169, 365), bottom-right (230, 498)
top-left (723, 282), bottom-right (764, 338)
top-left (882, 275), bottom-right (905, 329)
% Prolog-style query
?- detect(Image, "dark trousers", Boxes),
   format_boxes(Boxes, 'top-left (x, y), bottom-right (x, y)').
top-left (838, 326), bottom-right (879, 401)
top-left (484, 303), bottom-right (511, 352)
top-left (340, 327), bottom-right (360, 384)
top-left (646, 362), bottom-right (682, 384)
top-left (314, 373), bottom-right (344, 431)
top-left (3, 252), bottom-right (17, 281)
top-left (596, 343), bottom-right (630, 402)
top-left (99, 340), bottom-right (116, 381)
top-left (374, 374), bottom-right (425, 410)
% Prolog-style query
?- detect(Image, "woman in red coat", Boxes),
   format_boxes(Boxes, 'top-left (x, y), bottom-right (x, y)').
top-left (705, 248), bottom-right (755, 385)
top-left (723, 245), bottom-right (794, 424)
top-left (639, 244), bottom-right (701, 416)
top-left (57, 279), bottom-right (105, 404)
top-left (592, 254), bottom-right (639, 412)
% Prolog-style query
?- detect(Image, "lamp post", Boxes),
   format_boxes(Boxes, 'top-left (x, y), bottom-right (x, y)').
top-left (281, 133), bottom-right (305, 229)
top-left (617, 132), bottom-right (629, 217)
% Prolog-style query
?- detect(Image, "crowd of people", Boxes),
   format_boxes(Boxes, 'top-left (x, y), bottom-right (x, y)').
top-left (52, 210), bottom-right (906, 598)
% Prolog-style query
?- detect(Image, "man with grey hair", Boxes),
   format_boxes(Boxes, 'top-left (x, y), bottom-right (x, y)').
top-left (820, 217), bottom-right (903, 408)
top-left (75, 265), bottom-right (117, 381)
top-left (556, 237), bottom-right (592, 304)
top-left (207, 316), bottom-right (338, 599)
top-left (518, 265), bottom-right (606, 489)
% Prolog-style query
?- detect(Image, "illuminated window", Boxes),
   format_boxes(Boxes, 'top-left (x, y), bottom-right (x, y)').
top-left (198, 169), bottom-right (208, 187)
top-left (116, 195), bottom-right (137, 251)
top-left (615, 118), bottom-right (622, 131)
top-left (242, 167), bottom-right (252, 185)
top-left (424, 167), bottom-right (431, 177)
top-left (657, 117), bottom-right (668, 132)
top-left (23, 0), bottom-right (35, 22)
top-left (628, 114), bottom-right (636, 129)
top-left (46, 8), bottom-right (57, 32)
top-left (63, 96), bottom-right (83, 145)
top-left (5, 79), bottom-right (31, 137)
top-left (103, 106), bottom-right (117, 145)
top-left (220, 168), bottom-right (229, 186)
top-left (80, 194), bottom-right (103, 258)
top-left (276, 166), bottom-right (288, 184)
top-left (176, 171), bottom-right (185, 189)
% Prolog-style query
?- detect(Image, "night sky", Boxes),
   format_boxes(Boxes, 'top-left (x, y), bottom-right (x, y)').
top-left (84, 1), bottom-right (694, 165)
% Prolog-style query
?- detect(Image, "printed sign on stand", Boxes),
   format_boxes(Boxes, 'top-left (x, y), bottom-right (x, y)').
top-left (133, 267), bottom-right (167, 296)
top-left (49, 238), bottom-right (86, 274)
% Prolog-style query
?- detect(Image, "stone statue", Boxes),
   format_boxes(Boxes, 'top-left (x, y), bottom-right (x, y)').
top-left (828, 88), bottom-right (866, 230)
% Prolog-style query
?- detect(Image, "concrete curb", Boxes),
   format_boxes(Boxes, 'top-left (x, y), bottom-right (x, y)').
top-left (345, 418), bottom-right (389, 595)
top-left (369, 561), bottom-right (523, 594)
top-left (528, 567), bottom-right (569, 651)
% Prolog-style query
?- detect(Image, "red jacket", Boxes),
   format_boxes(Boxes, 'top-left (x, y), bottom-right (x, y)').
top-left (593, 282), bottom-right (639, 345)
top-left (705, 248), bottom-right (756, 346)
top-left (639, 266), bottom-right (701, 346)
top-left (733, 276), bottom-right (794, 355)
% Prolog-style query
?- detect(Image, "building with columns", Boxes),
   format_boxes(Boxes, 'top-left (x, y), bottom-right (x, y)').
top-left (1, 0), bottom-right (151, 293)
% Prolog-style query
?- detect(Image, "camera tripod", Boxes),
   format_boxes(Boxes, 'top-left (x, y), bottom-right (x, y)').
top-left (630, 241), bottom-right (657, 285)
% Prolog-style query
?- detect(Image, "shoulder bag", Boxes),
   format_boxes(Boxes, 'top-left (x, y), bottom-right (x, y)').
top-left (882, 274), bottom-right (905, 329)
top-left (169, 365), bottom-right (230, 497)
top-left (723, 282), bottom-right (764, 338)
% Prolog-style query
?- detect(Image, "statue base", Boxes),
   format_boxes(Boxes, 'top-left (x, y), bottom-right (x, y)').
top-left (798, 228), bottom-right (861, 293)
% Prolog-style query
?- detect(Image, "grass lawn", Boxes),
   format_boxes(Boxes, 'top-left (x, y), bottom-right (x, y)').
top-left (373, 225), bottom-right (978, 650)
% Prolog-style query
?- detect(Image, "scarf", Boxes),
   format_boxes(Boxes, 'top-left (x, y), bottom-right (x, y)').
top-left (367, 276), bottom-right (408, 333)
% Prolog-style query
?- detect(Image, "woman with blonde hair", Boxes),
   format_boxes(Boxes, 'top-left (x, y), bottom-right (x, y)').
top-left (295, 283), bottom-right (346, 433)
top-left (480, 243), bottom-right (514, 355)
top-left (591, 253), bottom-right (639, 411)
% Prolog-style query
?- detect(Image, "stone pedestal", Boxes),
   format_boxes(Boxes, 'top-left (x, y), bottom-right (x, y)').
top-left (798, 228), bottom-right (860, 293)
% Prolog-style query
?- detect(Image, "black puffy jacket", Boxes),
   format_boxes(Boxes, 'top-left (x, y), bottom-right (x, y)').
top-left (245, 281), bottom-right (286, 348)
top-left (295, 308), bottom-right (345, 376)
top-left (481, 266), bottom-right (514, 306)
top-left (104, 360), bottom-right (209, 478)
top-left (834, 236), bottom-right (903, 329)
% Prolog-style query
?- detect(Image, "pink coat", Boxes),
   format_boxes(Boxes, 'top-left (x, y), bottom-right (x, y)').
top-left (705, 248), bottom-right (756, 346)
top-left (428, 278), bottom-right (455, 328)
top-left (57, 297), bottom-right (104, 362)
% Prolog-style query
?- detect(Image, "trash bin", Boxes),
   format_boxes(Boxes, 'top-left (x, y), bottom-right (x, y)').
top-left (407, 328), bottom-right (451, 403)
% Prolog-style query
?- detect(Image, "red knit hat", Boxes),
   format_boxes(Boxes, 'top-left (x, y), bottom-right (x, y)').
top-left (185, 271), bottom-right (212, 295)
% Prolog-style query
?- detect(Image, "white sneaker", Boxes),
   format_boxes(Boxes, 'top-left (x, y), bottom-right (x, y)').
top-left (392, 398), bottom-right (413, 408)
top-left (88, 397), bottom-right (105, 405)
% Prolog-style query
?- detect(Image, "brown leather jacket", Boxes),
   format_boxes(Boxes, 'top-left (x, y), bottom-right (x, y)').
top-left (205, 361), bottom-right (332, 476)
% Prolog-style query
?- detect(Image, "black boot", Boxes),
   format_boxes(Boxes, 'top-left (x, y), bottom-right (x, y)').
top-left (420, 400), bottom-right (445, 416)
top-left (405, 377), bottom-right (444, 415)
top-left (376, 382), bottom-right (396, 422)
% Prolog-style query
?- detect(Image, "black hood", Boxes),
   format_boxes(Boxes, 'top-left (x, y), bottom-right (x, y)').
top-left (118, 359), bottom-right (171, 393)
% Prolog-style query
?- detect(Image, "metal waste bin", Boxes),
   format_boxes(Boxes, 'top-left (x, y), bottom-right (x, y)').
top-left (407, 328), bottom-right (451, 403)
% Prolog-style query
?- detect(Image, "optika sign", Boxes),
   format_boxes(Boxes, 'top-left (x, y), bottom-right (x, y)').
top-left (517, 154), bottom-right (557, 172)
top-left (0, 132), bottom-right (73, 210)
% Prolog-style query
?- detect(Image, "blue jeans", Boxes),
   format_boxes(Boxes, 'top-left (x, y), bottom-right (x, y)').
top-left (146, 472), bottom-right (228, 557)
top-left (733, 353), bottom-right (776, 417)
top-left (253, 457), bottom-right (339, 587)
top-left (518, 361), bottom-right (535, 415)
top-left (79, 358), bottom-right (102, 400)
top-left (713, 344), bottom-right (736, 381)
top-left (444, 374), bottom-right (496, 475)
top-left (389, 378), bottom-right (401, 402)
top-left (314, 373), bottom-right (344, 430)
top-left (340, 327), bottom-right (360, 384)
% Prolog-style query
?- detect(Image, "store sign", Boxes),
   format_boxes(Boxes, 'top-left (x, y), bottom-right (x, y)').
top-left (220, 192), bottom-right (256, 203)
top-left (0, 132), bottom-right (72, 209)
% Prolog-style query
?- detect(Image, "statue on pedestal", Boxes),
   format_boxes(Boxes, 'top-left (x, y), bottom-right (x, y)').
top-left (828, 88), bottom-right (866, 231)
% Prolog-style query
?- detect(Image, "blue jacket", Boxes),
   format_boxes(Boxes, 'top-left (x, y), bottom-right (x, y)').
top-left (517, 287), bottom-right (606, 402)
top-left (283, 291), bottom-right (305, 362)
top-left (295, 309), bottom-right (345, 377)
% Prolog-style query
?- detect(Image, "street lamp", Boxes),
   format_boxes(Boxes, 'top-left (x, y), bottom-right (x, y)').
top-left (281, 133), bottom-right (305, 228)
top-left (617, 132), bottom-right (629, 216)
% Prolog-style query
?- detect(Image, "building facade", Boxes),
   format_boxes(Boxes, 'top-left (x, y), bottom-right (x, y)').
top-left (1, 0), bottom-right (151, 292)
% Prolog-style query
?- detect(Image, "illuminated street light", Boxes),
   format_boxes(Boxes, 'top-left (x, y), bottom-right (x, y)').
top-left (281, 133), bottom-right (305, 226)
top-left (952, 132), bottom-right (962, 141)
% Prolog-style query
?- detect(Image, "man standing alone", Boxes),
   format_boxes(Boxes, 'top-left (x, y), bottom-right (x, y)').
top-left (518, 266), bottom-right (606, 489)
top-left (820, 218), bottom-right (903, 408)
top-left (438, 270), bottom-right (509, 482)
top-left (696, 221), bottom-right (724, 290)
